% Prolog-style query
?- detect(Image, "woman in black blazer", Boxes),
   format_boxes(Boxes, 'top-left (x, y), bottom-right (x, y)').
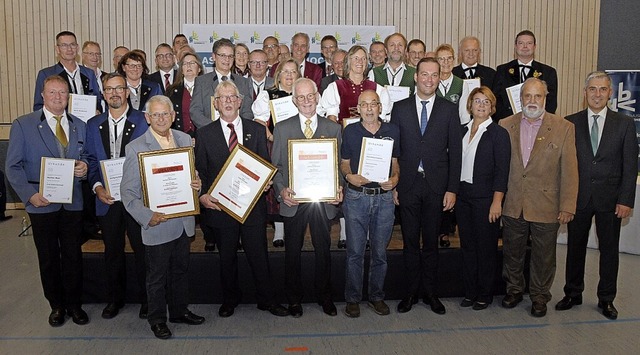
top-left (166, 53), bottom-right (204, 138)
top-left (456, 86), bottom-right (511, 310)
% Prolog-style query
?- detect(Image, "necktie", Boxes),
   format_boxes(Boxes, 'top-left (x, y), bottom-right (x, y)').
top-left (67, 72), bottom-right (79, 94)
top-left (326, 64), bottom-right (333, 76)
top-left (420, 100), bottom-right (429, 135)
top-left (164, 73), bottom-right (171, 90)
top-left (464, 66), bottom-right (476, 79)
top-left (112, 119), bottom-right (118, 140)
top-left (519, 64), bottom-right (531, 83)
top-left (303, 119), bottom-right (313, 139)
top-left (227, 123), bottom-right (237, 152)
top-left (53, 115), bottom-right (68, 147)
top-left (591, 114), bottom-right (600, 153)
top-left (221, 75), bottom-right (228, 81)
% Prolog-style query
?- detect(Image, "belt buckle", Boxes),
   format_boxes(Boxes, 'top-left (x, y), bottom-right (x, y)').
top-left (363, 187), bottom-right (377, 195)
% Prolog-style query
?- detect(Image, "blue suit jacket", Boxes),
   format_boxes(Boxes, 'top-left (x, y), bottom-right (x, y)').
top-left (120, 129), bottom-right (196, 245)
top-left (128, 79), bottom-right (163, 110)
top-left (390, 95), bottom-right (462, 196)
top-left (33, 63), bottom-right (102, 111)
top-left (86, 107), bottom-right (149, 216)
top-left (5, 110), bottom-right (87, 213)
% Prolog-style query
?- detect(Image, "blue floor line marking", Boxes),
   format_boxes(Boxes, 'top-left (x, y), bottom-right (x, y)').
top-left (1, 317), bottom-right (638, 342)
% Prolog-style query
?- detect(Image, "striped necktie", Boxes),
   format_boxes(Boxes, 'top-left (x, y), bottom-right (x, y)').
top-left (227, 123), bottom-right (237, 152)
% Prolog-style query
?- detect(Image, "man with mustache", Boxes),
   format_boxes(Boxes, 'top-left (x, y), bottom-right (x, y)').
top-left (498, 77), bottom-right (578, 317)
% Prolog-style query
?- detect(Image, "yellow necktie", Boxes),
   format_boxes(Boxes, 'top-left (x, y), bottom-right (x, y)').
top-left (304, 119), bottom-right (313, 139)
top-left (53, 115), bottom-right (68, 147)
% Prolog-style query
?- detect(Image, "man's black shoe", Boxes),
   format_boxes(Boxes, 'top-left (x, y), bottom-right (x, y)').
top-left (101, 302), bottom-right (125, 319)
top-left (319, 300), bottom-right (337, 316)
top-left (48, 308), bottom-right (66, 327)
top-left (289, 303), bottom-right (303, 318)
top-left (424, 295), bottom-right (446, 315)
top-left (397, 295), bottom-right (418, 313)
top-left (598, 301), bottom-right (618, 320)
top-left (151, 323), bottom-right (172, 339)
top-left (218, 303), bottom-right (236, 318)
top-left (555, 295), bottom-right (582, 311)
top-left (67, 307), bottom-right (89, 325)
top-left (257, 303), bottom-right (290, 317)
top-left (169, 311), bottom-right (205, 325)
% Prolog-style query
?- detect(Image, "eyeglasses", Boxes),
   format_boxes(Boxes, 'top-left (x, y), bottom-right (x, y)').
top-left (473, 98), bottom-right (492, 106)
top-left (294, 93), bottom-right (317, 102)
top-left (182, 61), bottom-right (198, 67)
top-left (156, 53), bottom-right (174, 59)
top-left (216, 53), bottom-right (235, 60)
top-left (214, 95), bottom-right (240, 102)
top-left (57, 43), bottom-right (78, 49)
top-left (104, 86), bottom-right (127, 94)
top-left (83, 51), bottom-right (102, 57)
top-left (263, 44), bottom-right (278, 50)
top-left (358, 101), bottom-right (381, 109)
top-left (437, 56), bottom-right (454, 63)
top-left (249, 60), bottom-right (268, 66)
top-left (125, 63), bottom-right (143, 69)
top-left (148, 112), bottom-right (172, 119)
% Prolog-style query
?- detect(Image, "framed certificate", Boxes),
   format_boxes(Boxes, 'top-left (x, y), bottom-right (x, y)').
top-left (269, 96), bottom-right (297, 125)
top-left (207, 144), bottom-right (277, 223)
top-left (506, 83), bottom-right (523, 114)
top-left (100, 157), bottom-right (126, 201)
top-left (138, 147), bottom-right (200, 219)
top-left (39, 157), bottom-right (75, 204)
top-left (288, 138), bottom-right (339, 202)
top-left (357, 137), bottom-right (394, 183)
top-left (68, 94), bottom-right (97, 122)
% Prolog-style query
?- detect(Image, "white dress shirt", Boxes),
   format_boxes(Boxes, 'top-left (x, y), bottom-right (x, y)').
top-left (461, 118), bottom-right (492, 183)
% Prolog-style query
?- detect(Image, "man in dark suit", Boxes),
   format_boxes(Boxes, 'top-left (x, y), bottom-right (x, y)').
top-left (556, 71), bottom-right (638, 320)
top-left (391, 57), bottom-right (462, 315)
top-left (493, 30), bottom-right (558, 121)
top-left (263, 36), bottom-right (281, 78)
top-left (320, 49), bottom-right (346, 94)
top-left (34, 31), bottom-right (102, 112)
top-left (85, 73), bottom-right (149, 319)
top-left (271, 78), bottom-right (343, 318)
top-left (190, 38), bottom-right (254, 128)
top-left (148, 43), bottom-right (178, 94)
top-left (247, 50), bottom-right (274, 99)
top-left (452, 36), bottom-right (496, 89)
top-left (6, 75), bottom-right (90, 327)
top-left (195, 81), bottom-right (289, 318)
top-left (81, 41), bottom-right (107, 92)
top-left (318, 35), bottom-right (338, 78)
top-left (290, 33), bottom-right (323, 89)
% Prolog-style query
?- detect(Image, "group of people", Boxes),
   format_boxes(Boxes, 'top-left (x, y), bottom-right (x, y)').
top-left (4, 28), bottom-right (637, 340)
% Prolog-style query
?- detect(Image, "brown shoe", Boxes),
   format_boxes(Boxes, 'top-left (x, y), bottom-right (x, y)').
top-left (344, 302), bottom-right (360, 318)
top-left (368, 300), bottom-right (390, 315)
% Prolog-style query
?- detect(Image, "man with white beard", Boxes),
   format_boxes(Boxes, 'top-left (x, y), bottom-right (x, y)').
top-left (498, 78), bottom-right (578, 318)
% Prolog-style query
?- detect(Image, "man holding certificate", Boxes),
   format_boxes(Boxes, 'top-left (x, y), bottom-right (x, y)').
top-left (391, 57), bottom-right (462, 315)
top-left (341, 90), bottom-right (400, 318)
top-left (6, 75), bottom-right (90, 327)
top-left (196, 81), bottom-right (289, 318)
top-left (271, 78), bottom-right (343, 318)
top-left (120, 95), bottom-right (204, 339)
top-left (85, 73), bottom-right (149, 319)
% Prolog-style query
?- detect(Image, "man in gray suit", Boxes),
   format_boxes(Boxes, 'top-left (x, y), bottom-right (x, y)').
top-left (247, 49), bottom-right (274, 99)
top-left (189, 38), bottom-right (254, 128)
top-left (6, 75), bottom-right (89, 327)
top-left (121, 95), bottom-right (205, 339)
top-left (271, 78), bottom-right (343, 318)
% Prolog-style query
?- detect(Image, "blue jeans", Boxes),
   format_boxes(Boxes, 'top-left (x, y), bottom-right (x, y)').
top-left (343, 187), bottom-right (395, 302)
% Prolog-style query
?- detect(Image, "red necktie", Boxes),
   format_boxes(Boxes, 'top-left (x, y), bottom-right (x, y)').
top-left (227, 123), bottom-right (237, 152)
top-left (164, 73), bottom-right (171, 90)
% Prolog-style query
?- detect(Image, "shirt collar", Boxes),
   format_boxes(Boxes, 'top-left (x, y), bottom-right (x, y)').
top-left (587, 107), bottom-right (607, 118)
top-left (462, 62), bottom-right (478, 69)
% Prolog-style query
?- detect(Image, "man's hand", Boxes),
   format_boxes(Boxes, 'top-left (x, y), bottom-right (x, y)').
top-left (191, 170), bottom-right (202, 192)
top-left (489, 201), bottom-right (502, 223)
top-left (329, 186), bottom-right (343, 205)
top-left (557, 211), bottom-right (575, 224)
top-left (74, 160), bottom-right (88, 177)
top-left (280, 187), bottom-right (299, 207)
top-left (95, 186), bottom-right (115, 205)
top-left (346, 173), bottom-right (370, 188)
top-left (28, 193), bottom-right (50, 208)
top-left (615, 204), bottom-right (632, 219)
top-left (263, 180), bottom-right (273, 193)
top-left (442, 192), bottom-right (456, 211)
top-left (199, 194), bottom-right (221, 210)
top-left (392, 189), bottom-right (399, 205)
top-left (148, 212), bottom-right (167, 227)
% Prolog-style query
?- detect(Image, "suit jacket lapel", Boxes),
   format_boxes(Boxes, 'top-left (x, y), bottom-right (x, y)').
top-left (38, 113), bottom-right (61, 157)
top-left (99, 116), bottom-right (111, 158)
top-left (66, 116), bottom-right (80, 155)
top-left (120, 119), bottom-right (139, 157)
top-left (507, 114), bottom-right (525, 170)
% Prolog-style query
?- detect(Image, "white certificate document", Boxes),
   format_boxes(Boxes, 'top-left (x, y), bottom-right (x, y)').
top-left (68, 94), bottom-right (97, 122)
top-left (269, 96), bottom-right (298, 125)
top-left (385, 85), bottom-right (410, 102)
top-left (357, 137), bottom-right (394, 183)
top-left (289, 139), bottom-right (338, 202)
top-left (100, 157), bottom-right (126, 201)
top-left (506, 83), bottom-right (524, 114)
top-left (342, 117), bottom-right (360, 128)
top-left (459, 78), bottom-right (482, 125)
top-left (39, 157), bottom-right (75, 204)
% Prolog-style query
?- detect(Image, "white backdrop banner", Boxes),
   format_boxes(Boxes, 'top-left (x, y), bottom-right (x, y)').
top-left (182, 24), bottom-right (395, 69)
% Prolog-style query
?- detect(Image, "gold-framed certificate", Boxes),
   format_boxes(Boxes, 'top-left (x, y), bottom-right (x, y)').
top-left (288, 138), bottom-right (339, 202)
top-left (39, 157), bottom-right (75, 204)
top-left (268, 96), bottom-right (297, 125)
top-left (506, 83), bottom-right (523, 114)
top-left (357, 137), bottom-right (394, 183)
top-left (138, 147), bottom-right (200, 218)
top-left (207, 144), bottom-right (277, 223)
top-left (100, 157), bottom-right (126, 201)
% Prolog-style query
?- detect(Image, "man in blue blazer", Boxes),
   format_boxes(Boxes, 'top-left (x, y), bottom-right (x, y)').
top-left (85, 73), bottom-right (149, 319)
top-left (6, 75), bottom-right (90, 327)
top-left (391, 57), bottom-right (462, 315)
top-left (34, 31), bottom-right (102, 112)
top-left (271, 78), bottom-right (343, 318)
top-left (120, 95), bottom-right (204, 339)
top-left (556, 71), bottom-right (638, 320)
top-left (196, 81), bottom-right (289, 318)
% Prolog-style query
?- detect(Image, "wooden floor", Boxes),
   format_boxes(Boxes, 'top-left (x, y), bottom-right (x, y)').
top-left (2, 210), bottom-right (639, 354)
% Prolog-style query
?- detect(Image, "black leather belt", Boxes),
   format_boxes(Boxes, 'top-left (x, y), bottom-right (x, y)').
top-left (347, 183), bottom-right (389, 195)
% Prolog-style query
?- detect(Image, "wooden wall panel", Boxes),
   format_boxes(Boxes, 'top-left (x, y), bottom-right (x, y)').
top-left (0, 0), bottom-right (600, 137)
